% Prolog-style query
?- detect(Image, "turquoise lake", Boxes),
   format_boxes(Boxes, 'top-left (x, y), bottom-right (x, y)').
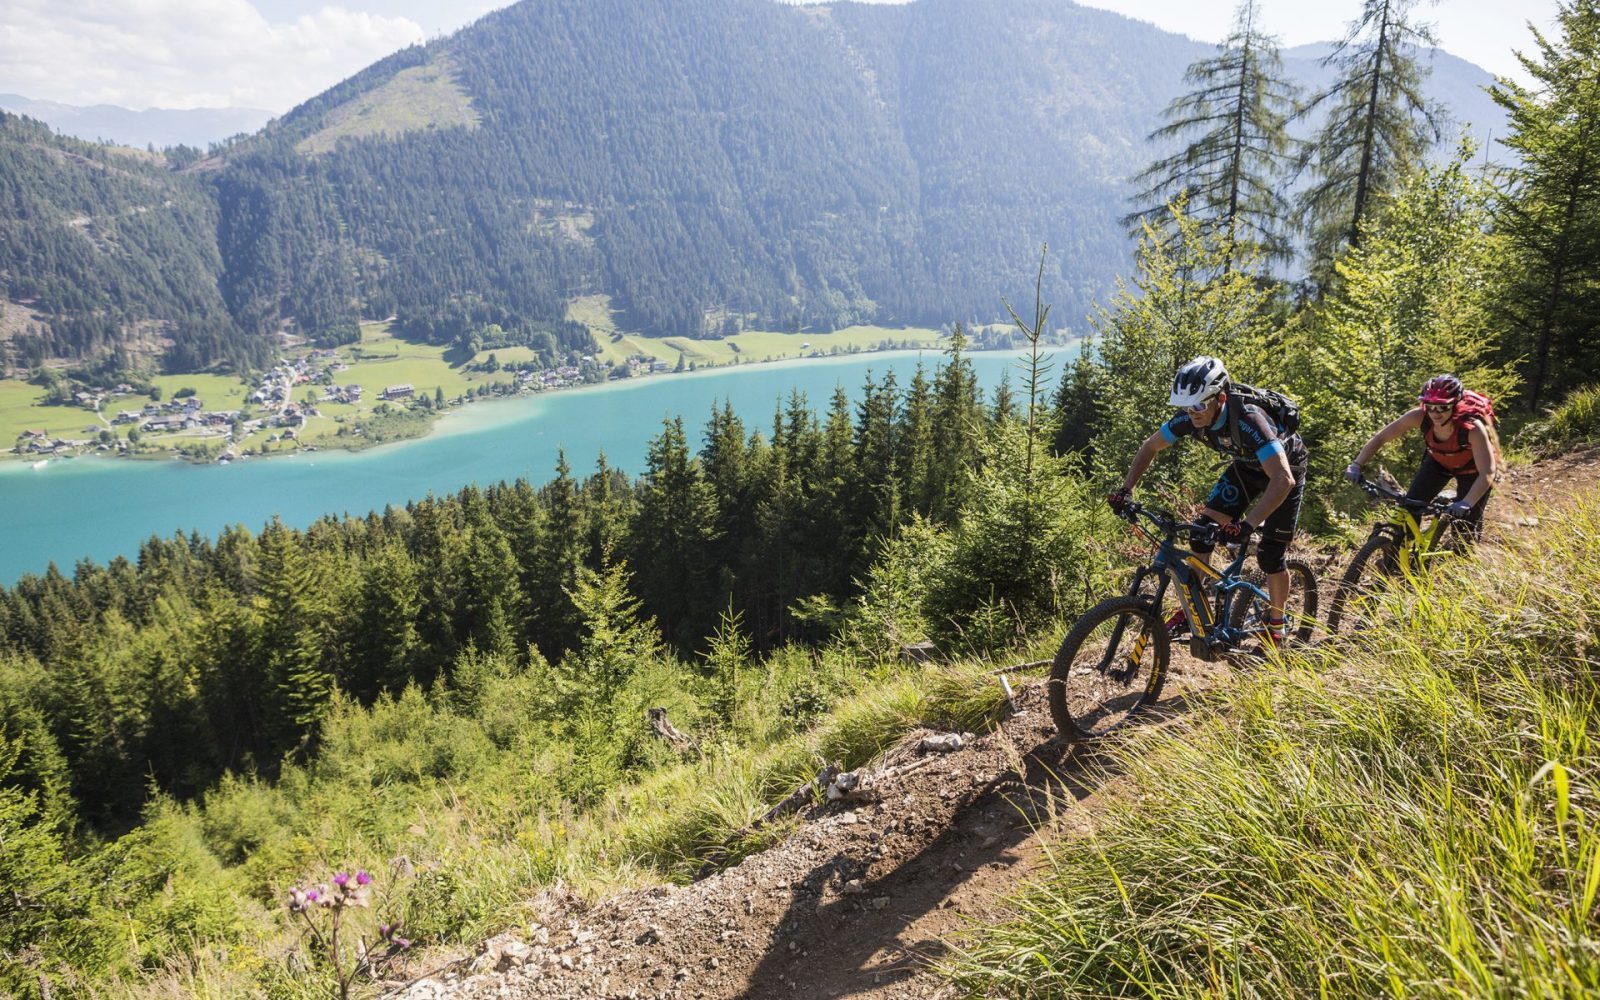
top-left (1, 350), bottom-right (1069, 583)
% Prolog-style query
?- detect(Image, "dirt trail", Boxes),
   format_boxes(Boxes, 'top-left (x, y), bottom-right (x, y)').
top-left (385, 682), bottom-right (1134, 1000)
top-left (388, 449), bottom-right (1600, 1000)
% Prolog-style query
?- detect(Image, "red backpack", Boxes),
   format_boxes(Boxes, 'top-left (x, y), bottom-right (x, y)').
top-left (1453, 389), bottom-right (1496, 430)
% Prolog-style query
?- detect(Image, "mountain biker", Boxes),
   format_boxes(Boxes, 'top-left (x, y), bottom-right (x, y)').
top-left (1344, 374), bottom-right (1501, 538)
top-left (1108, 355), bottom-right (1309, 647)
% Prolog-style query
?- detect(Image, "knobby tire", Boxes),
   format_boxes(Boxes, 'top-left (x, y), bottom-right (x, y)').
top-left (1327, 532), bottom-right (1402, 634)
top-left (1049, 595), bottom-right (1170, 744)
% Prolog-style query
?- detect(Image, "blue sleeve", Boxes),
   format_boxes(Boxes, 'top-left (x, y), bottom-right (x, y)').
top-left (1255, 439), bottom-right (1287, 464)
top-left (1161, 413), bottom-right (1193, 443)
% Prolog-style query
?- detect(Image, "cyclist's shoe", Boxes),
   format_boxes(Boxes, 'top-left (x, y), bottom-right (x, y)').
top-left (1164, 607), bottom-right (1189, 638)
top-left (1256, 619), bottom-right (1289, 655)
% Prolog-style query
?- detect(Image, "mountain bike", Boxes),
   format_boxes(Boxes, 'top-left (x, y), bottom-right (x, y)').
top-left (1049, 501), bottom-right (1319, 743)
top-left (1325, 477), bottom-right (1462, 634)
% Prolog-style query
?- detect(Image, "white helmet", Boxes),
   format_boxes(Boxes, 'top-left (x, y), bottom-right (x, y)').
top-left (1169, 355), bottom-right (1229, 408)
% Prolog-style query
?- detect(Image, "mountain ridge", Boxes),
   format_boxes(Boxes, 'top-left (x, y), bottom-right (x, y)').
top-left (0, 0), bottom-right (1507, 375)
top-left (0, 93), bottom-right (273, 150)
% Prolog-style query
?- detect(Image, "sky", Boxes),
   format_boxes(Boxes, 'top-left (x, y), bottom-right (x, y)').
top-left (0, 0), bottom-right (1561, 113)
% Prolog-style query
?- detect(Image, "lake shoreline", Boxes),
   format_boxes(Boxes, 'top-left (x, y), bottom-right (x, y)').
top-left (2, 344), bottom-right (1055, 472)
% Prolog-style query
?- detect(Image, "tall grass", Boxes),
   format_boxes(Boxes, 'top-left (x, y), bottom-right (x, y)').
top-left (948, 499), bottom-right (1600, 998)
top-left (1517, 382), bottom-right (1600, 456)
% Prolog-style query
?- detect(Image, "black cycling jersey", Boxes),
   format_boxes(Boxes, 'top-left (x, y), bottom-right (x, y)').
top-left (1160, 400), bottom-right (1309, 472)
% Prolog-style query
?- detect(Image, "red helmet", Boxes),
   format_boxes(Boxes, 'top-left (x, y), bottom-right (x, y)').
top-left (1418, 374), bottom-right (1464, 406)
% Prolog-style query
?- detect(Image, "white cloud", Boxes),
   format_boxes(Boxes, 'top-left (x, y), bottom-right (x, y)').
top-left (0, 0), bottom-right (425, 110)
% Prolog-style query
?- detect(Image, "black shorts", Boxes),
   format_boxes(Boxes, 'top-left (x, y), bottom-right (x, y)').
top-left (1204, 460), bottom-right (1305, 550)
top-left (1408, 453), bottom-right (1489, 536)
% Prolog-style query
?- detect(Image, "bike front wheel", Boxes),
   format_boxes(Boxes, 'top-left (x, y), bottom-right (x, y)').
top-left (1326, 532), bottom-right (1403, 634)
top-left (1228, 558), bottom-right (1319, 643)
top-left (1049, 595), bottom-right (1170, 743)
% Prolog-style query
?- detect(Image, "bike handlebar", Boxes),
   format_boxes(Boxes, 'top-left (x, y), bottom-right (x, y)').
top-left (1355, 477), bottom-right (1456, 517)
top-left (1118, 501), bottom-right (1220, 544)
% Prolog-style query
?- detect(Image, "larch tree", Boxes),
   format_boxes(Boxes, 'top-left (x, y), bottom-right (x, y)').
top-left (1297, 0), bottom-right (1442, 280)
top-left (1127, 0), bottom-right (1300, 269)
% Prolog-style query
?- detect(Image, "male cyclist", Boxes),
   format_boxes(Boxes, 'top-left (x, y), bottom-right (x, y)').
top-left (1344, 374), bottom-right (1501, 538)
top-left (1108, 356), bottom-right (1309, 646)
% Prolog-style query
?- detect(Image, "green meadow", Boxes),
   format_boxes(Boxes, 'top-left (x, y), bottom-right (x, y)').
top-left (2, 316), bottom-right (957, 461)
top-left (569, 295), bottom-right (949, 368)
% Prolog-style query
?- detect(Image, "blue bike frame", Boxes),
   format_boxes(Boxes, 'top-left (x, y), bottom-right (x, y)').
top-left (1124, 505), bottom-right (1274, 661)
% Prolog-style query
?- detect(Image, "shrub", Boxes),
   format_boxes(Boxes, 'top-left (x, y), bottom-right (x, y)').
top-left (1516, 382), bottom-right (1600, 455)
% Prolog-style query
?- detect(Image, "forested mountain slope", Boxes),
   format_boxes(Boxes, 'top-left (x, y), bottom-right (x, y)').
top-left (0, 116), bottom-right (266, 371)
top-left (0, 0), bottom-right (1502, 374)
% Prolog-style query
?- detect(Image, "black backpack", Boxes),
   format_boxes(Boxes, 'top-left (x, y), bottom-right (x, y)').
top-left (1227, 382), bottom-right (1300, 440)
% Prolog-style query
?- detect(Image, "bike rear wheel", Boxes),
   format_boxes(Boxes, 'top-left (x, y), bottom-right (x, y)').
top-left (1327, 532), bottom-right (1403, 634)
top-left (1228, 558), bottom-right (1319, 643)
top-left (1049, 595), bottom-right (1170, 743)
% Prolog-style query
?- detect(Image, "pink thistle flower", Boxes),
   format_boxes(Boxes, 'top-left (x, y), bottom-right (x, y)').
top-left (355, 870), bottom-right (372, 886)
top-left (333, 872), bottom-right (350, 888)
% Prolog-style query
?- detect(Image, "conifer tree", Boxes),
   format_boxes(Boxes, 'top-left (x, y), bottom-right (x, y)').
top-left (629, 418), bottom-right (720, 648)
top-left (1297, 0), bottom-right (1442, 278)
top-left (1489, 0), bottom-right (1600, 409)
top-left (898, 364), bottom-right (938, 516)
top-left (845, 371), bottom-right (901, 577)
top-left (256, 519), bottom-right (332, 745)
top-left (531, 452), bottom-right (586, 655)
top-left (351, 541), bottom-right (424, 697)
top-left (1127, 0), bottom-right (1299, 267)
top-left (930, 325), bottom-right (985, 522)
top-left (1088, 203), bottom-right (1279, 493)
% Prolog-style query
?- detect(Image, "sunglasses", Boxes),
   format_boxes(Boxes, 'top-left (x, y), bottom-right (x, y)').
top-left (1423, 402), bottom-right (1456, 413)
top-left (1183, 397), bottom-right (1218, 414)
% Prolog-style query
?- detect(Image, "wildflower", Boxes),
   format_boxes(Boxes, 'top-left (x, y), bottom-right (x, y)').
top-left (333, 872), bottom-right (350, 888)
top-left (355, 870), bottom-right (371, 886)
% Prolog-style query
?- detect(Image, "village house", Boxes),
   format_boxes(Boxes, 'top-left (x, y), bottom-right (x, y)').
top-left (382, 384), bottom-right (415, 400)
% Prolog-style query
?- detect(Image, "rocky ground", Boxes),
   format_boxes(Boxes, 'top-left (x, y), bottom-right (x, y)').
top-left (380, 680), bottom-right (1147, 1000)
top-left (381, 447), bottom-right (1600, 1000)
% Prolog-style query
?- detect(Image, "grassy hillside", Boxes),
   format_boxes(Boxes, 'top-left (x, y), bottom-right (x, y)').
top-left (949, 487), bottom-right (1600, 997)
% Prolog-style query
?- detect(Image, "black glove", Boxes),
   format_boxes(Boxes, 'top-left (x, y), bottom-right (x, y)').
top-left (1445, 500), bottom-right (1474, 520)
top-left (1107, 488), bottom-right (1133, 517)
top-left (1344, 463), bottom-right (1363, 484)
top-left (1219, 519), bottom-right (1255, 544)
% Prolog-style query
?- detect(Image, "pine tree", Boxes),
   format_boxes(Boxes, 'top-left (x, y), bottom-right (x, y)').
top-left (1489, 0), bottom-right (1600, 410)
top-left (561, 560), bottom-right (661, 704)
top-left (1297, 0), bottom-right (1442, 278)
top-left (255, 519), bottom-right (332, 746)
top-left (845, 371), bottom-right (901, 578)
top-left (898, 364), bottom-right (938, 516)
top-left (531, 452), bottom-right (586, 655)
top-left (351, 540), bottom-right (425, 696)
top-left (629, 417), bottom-right (720, 648)
top-left (1127, 0), bottom-right (1299, 267)
top-left (930, 325), bottom-right (985, 523)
